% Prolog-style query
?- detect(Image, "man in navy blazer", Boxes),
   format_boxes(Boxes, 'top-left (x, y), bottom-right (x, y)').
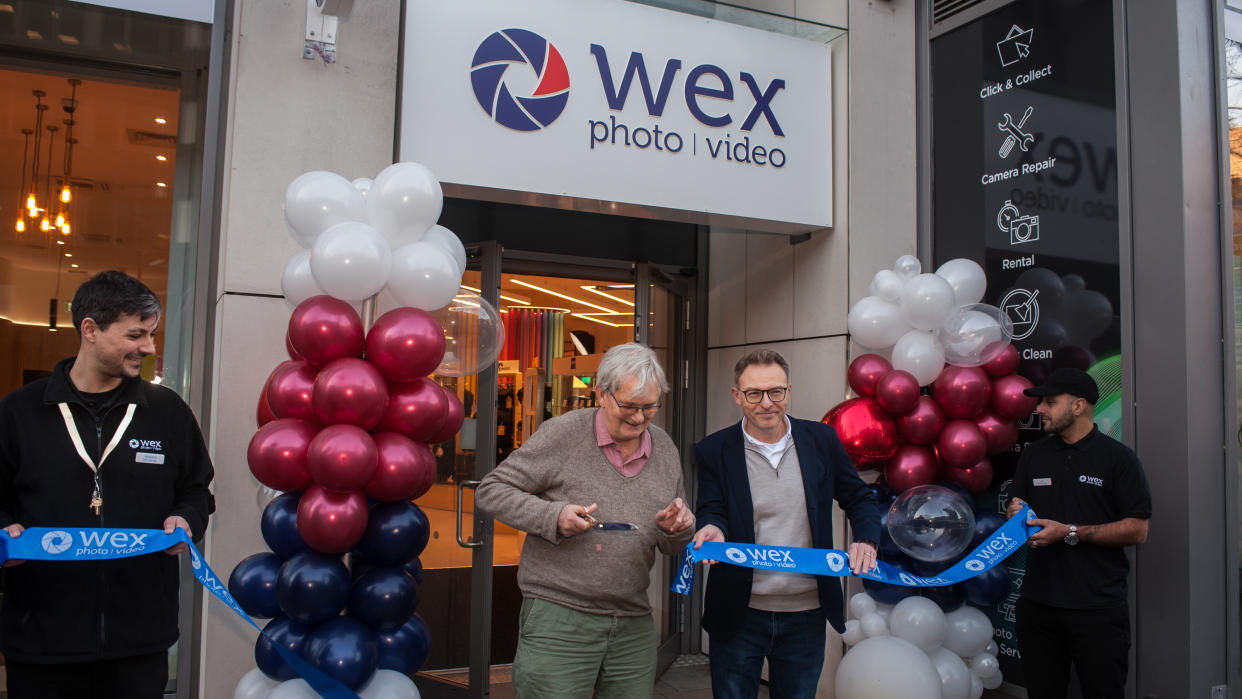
top-left (693, 349), bottom-right (881, 698)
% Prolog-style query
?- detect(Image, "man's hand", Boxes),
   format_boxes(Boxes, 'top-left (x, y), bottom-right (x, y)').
top-left (847, 540), bottom-right (878, 575)
top-left (655, 498), bottom-right (694, 535)
top-left (2, 523), bottom-right (25, 567)
top-left (163, 516), bottom-right (191, 556)
top-left (557, 503), bottom-right (597, 538)
top-left (691, 524), bottom-right (725, 565)
top-left (1024, 518), bottom-right (1067, 550)
top-left (1006, 497), bottom-right (1027, 519)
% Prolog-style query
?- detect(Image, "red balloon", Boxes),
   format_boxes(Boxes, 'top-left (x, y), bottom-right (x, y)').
top-left (822, 397), bottom-right (899, 470)
top-left (247, 418), bottom-right (318, 491)
top-left (288, 296), bottom-right (364, 367)
top-left (257, 361), bottom-right (292, 428)
top-left (365, 308), bottom-right (447, 383)
top-left (884, 444), bottom-right (939, 493)
top-left (937, 419), bottom-right (987, 469)
top-left (933, 365), bottom-right (992, 419)
top-left (898, 396), bottom-right (946, 445)
top-left (267, 361), bottom-right (319, 422)
top-left (425, 386), bottom-right (465, 445)
top-left (981, 344), bottom-right (1019, 378)
top-left (366, 432), bottom-right (436, 502)
top-left (312, 358), bottom-right (389, 430)
top-left (846, 354), bottom-right (893, 397)
top-left (297, 485), bottom-right (369, 554)
top-left (377, 378), bottom-right (449, 442)
top-left (307, 424), bottom-right (379, 492)
top-left (874, 370), bottom-right (921, 415)
top-left (944, 457), bottom-right (994, 494)
top-left (992, 374), bottom-right (1039, 420)
top-left (286, 331), bottom-right (304, 361)
top-left (973, 410), bottom-right (1019, 455)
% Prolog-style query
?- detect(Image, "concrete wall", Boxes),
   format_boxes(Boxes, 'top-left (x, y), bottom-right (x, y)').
top-left (198, 1), bottom-right (401, 696)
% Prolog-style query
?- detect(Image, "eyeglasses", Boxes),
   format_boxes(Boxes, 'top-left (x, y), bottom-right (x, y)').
top-left (607, 391), bottom-right (661, 415)
top-left (738, 386), bottom-right (789, 404)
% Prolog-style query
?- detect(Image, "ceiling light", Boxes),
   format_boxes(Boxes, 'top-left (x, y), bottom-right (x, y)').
top-left (0, 5), bottom-right (15, 13)
top-left (64, 253), bottom-right (71, 258)
top-left (156, 182), bottom-right (167, 188)
top-left (572, 313), bottom-right (633, 328)
top-left (154, 117), bottom-right (167, 125)
top-left (56, 239), bottom-right (64, 245)
top-left (510, 279), bottom-right (618, 314)
top-left (155, 154), bottom-right (167, 161)
top-left (581, 285), bottom-right (635, 307)
top-left (58, 34), bottom-right (79, 45)
top-left (70, 263), bottom-right (79, 268)
top-left (460, 283), bottom-right (530, 306)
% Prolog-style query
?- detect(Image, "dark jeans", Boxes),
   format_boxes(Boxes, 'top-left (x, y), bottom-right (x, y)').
top-left (5, 651), bottom-right (168, 699)
top-left (708, 608), bottom-right (826, 699)
top-left (1016, 597), bottom-right (1130, 699)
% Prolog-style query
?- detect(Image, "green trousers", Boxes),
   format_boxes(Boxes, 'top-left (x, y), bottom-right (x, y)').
top-left (512, 597), bottom-right (657, 699)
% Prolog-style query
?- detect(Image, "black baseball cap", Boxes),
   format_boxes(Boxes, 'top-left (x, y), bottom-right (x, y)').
top-left (1023, 367), bottom-right (1099, 404)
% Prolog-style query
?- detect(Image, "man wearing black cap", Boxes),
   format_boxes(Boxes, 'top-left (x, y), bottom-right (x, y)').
top-left (1005, 367), bottom-right (1151, 699)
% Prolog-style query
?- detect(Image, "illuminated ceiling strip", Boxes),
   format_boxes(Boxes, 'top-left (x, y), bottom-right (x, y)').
top-left (510, 279), bottom-right (617, 313)
top-left (461, 283), bottom-right (530, 305)
top-left (581, 285), bottom-right (635, 307)
top-left (575, 311), bottom-right (630, 317)
top-left (572, 313), bottom-right (633, 328)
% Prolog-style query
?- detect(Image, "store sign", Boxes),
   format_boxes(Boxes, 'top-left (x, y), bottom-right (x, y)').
top-left (400, 0), bottom-right (833, 232)
top-left (70, 0), bottom-right (213, 24)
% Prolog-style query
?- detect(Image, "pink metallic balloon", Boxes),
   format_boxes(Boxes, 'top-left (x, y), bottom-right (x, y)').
top-left (884, 444), bottom-right (939, 494)
top-left (846, 354), bottom-right (893, 397)
top-left (933, 365), bottom-right (992, 419)
top-left (822, 397), bottom-right (899, 470)
top-left (898, 396), bottom-right (946, 445)
top-left (286, 331), bottom-right (304, 361)
top-left (366, 432), bottom-right (436, 502)
top-left (425, 386), bottom-right (465, 445)
top-left (247, 418), bottom-right (318, 491)
top-left (937, 419), bottom-right (987, 469)
top-left (257, 361), bottom-right (292, 427)
top-left (365, 308), bottom-right (447, 383)
top-left (297, 485), bottom-right (369, 554)
top-left (943, 457), bottom-right (994, 494)
top-left (874, 369), bottom-right (921, 415)
top-left (287, 295), bottom-right (364, 367)
top-left (267, 361), bottom-right (319, 423)
top-left (376, 377), bottom-right (449, 442)
top-left (981, 344), bottom-right (1020, 378)
top-left (991, 374), bottom-right (1039, 420)
top-left (312, 358), bottom-right (389, 430)
top-left (973, 409), bottom-right (1019, 455)
top-left (307, 424), bottom-right (379, 492)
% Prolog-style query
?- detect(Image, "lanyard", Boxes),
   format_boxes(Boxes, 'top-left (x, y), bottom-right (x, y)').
top-left (58, 402), bottom-right (136, 515)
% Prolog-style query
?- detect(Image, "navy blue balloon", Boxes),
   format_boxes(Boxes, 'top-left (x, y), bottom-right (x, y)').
top-left (228, 552), bottom-right (283, 619)
top-left (355, 501), bottom-right (430, 566)
top-left (377, 613), bottom-right (431, 674)
top-left (963, 565), bottom-right (1010, 607)
top-left (350, 567), bottom-right (419, 631)
top-left (262, 491), bottom-right (308, 559)
top-left (863, 551), bottom-right (917, 605)
top-left (254, 616), bottom-right (312, 681)
top-left (866, 480), bottom-right (894, 505)
top-left (921, 582), bottom-right (966, 612)
top-left (405, 557), bottom-right (423, 585)
top-left (276, 551), bottom-right (350, 625)
top-left (970, 510), bottom-right (1006, 549)
top-left (305, 616), bottom-right (379, 690)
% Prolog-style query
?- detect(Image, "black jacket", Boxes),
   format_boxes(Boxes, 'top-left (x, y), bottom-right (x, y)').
top-left (694, 418), bottom-right (880, 638)
top-left (0, 357), bottom-right (215, 663)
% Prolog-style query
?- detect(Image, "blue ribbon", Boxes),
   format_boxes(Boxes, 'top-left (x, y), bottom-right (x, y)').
top-left (0, 527), bottom-right (359, 699)
top-left (672, 505), bottom-right (1038, 595)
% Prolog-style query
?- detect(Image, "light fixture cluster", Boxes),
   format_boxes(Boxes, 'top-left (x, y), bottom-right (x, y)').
top-left (15, 79), bottom-right (80, 238)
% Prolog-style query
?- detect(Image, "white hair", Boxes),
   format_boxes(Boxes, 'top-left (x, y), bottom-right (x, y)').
top-left (596, 343), bottom-right (669, 395)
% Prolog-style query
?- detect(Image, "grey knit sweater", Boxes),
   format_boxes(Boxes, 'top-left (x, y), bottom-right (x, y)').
top-left (475, 408), bottom-right (692, 616)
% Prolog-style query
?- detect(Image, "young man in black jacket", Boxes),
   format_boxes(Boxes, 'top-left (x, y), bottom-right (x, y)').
top-left (0, 271), bottom-right (215, 699)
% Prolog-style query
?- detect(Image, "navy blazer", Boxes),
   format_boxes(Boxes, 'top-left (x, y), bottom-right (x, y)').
top-left (694, 417), bottom-right (881, 637)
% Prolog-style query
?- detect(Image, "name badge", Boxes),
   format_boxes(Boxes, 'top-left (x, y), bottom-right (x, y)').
top-left (1032, 477), bottom-right (1052, 486)
top-left (136, 452), bottom-right (165, 465)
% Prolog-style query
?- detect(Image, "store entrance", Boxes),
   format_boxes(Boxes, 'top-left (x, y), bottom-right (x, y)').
top-left (416, 243), bottom-right (696, 698)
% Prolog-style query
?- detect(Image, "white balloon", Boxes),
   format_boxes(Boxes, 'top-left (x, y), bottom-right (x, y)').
top-left (284, 171), bottom-right (368, 248)
top-left (901, 273), bottom-right (958, 331)
top-left (842, 618), bottom-right (865, 646)
top-left (968, 652), bottom-right (999, 678)
top-left (935, 258), bottom-right (987, 306)
top-left (388, 241), bottom-right (462, 311)
top-left (368, 162), bottom-right (443, 249)
top-left (310, 221), bottom-right (393, 302)
top-left (893, 254), bottom-right (922, 281)
top-left (847, 296), bottom-right (910, 350)
top-left (352, 177), bottom-right (373, 198)
top-left (971, 672), bottom-right (986, 697)
top-left (891, 330), bottom-right (945, 387)
top-left (860, 611), bottom-right (888, 638)
top-left (358, 669), bottom-right (421, 699)
top-left (874, 603), bottom-right (893, 623)
top-left (981, 669), bottom-right (1003, 690)
top-left (234, 667), bottom-right (280, 699)
top-left (848, 592), bottom-right (877, 619)
top-left (929, 646), bottom-right (973, 699)
top-left (984, 640), bottom-right (998, 656)
top-left (868, 269), bottom-right (905, 303)
top-left (281, 251), bottom-right (325, 308)
top-left (889, 596), bottom-right (947, 652)
top-left (422, 225), bottom-right (467, 274)
top-left (268, 679), bottom-right (320, 699)
top-left (942, 606), bottom-right (993, 658)
top-left (836, 636), bottom-right (942, 699)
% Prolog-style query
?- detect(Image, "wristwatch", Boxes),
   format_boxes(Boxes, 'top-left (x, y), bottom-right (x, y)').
top-left (1064, 525), bottom-right (1079, 546)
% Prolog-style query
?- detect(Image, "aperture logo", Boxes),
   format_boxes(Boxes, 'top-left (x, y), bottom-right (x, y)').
top-left (471, 28), bottom-right (570, 131)
top-left (41, 530), bottom-right (73, 554)
top-left (724, 547), bottom-right (747, 564)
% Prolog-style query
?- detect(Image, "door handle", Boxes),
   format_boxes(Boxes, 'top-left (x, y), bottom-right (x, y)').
top-left (456, 479), bottom-right (483, 548)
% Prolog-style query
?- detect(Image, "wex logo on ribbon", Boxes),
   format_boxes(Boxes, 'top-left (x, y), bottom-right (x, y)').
top-left (39, 529), bottom-right (150, 557)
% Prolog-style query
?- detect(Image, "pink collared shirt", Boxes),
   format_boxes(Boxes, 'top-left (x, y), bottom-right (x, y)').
top-left (594, 409), bottom-right (652, 477)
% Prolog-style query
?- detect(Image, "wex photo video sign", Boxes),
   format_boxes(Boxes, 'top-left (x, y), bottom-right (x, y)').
top-left (400, 0), bottom-right (833, 232)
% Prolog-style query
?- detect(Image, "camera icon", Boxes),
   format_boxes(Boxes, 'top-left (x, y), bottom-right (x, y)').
top-left (997, 200), bottom-right (1040, 245)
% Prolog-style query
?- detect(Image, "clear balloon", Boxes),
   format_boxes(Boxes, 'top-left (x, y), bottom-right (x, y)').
top-left (935, 258), bottom-right (987, 306)
top-left (929, 646), bottom-right (973, 699)
top-left (256, 485), bottom-right (283, 513)
top-left (891, 330), bottom-right (945, 387)
top-left (234, 666), bottom-right (281, 699)
top-left (893, 254), bottom-right (922, 281)
top-left (422, 224), bottom-right (467, 274)
top-left (847, 296), bottom-right (909, 350)
top-left (310, 221), bottom-right (393, 303)
top-left (284, 171), bottom-right (368, 248)
top-left (388, 241), bottom-right (461, 311)
top-left (836, 636), bottom-right (942, 699)
top-left (430, 290), bottom-right (506, 376)
top-left (281, 251), bottom-right (326, 309)
top-left (888, 596), bottom-right (947, 652)
top-left (939, 304), bottom-right (1013, 367)
top-left (368, 162), bottom-right (443, 249)
top-left (941, 605), bottom-right (994, 658)
top-left (887, 485), bottom-right (975, 563)
top-left (359, 669), bottom-right (422, 699)
top-left (901, 273), bottom-right (958, 332)
top-left (868, 269), bottom-right (905, 302)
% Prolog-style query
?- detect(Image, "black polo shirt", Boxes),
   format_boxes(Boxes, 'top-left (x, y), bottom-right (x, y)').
top-left (1009, 425), bottom-right (1152, 609)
